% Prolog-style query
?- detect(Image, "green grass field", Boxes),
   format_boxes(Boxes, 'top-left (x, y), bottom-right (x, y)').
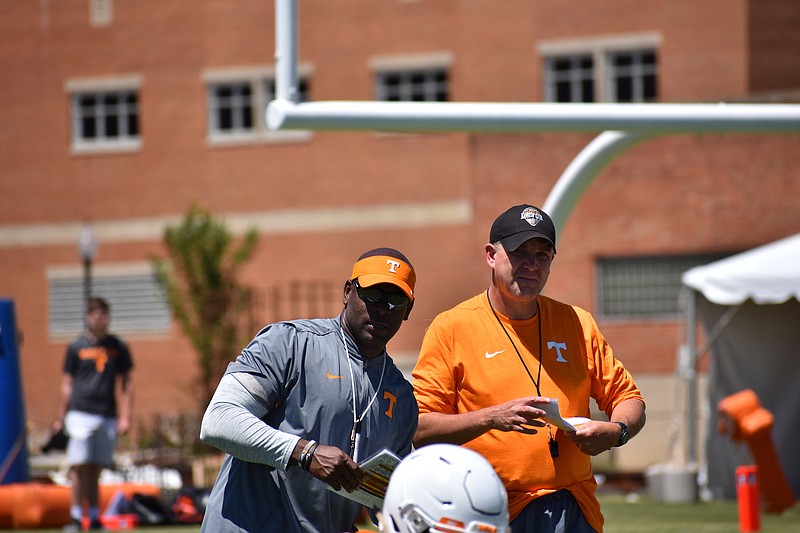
top-left (8, 494), bottom-right (800, 532)
top-left (600, 494), bottom-right (800, 533)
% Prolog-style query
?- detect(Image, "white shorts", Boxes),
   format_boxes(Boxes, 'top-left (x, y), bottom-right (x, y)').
top-left (64, 411), bottom-right (117, 467)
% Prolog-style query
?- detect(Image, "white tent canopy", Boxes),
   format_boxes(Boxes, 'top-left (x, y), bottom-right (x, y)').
top-left (683, 233), bottom-right (800, 305)
top-left (681, 233), bottom-right (800, 500)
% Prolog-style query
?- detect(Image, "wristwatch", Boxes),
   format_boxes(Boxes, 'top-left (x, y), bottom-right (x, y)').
top-left (614, 422), bottom-right (630, 447)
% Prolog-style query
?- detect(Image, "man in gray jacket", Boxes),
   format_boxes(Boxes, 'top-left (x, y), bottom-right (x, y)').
top-left (200, 247), bottom-right (419, 533)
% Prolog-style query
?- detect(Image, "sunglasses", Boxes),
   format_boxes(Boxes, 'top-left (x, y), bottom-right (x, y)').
top-left (353, 279), bottom-right (411, 311)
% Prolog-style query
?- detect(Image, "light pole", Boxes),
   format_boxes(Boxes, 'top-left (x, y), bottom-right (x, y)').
top-left (78, 223), bottom-right (97, 318)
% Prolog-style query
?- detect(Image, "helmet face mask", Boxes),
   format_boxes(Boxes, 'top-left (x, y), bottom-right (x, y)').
top-left (380, 444), bottom-right (509, 533)
top-left (392, 505), bottom-right (502, 533)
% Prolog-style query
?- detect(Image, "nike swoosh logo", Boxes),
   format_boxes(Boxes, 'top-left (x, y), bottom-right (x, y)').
top-left (485, 350), bottom-right (505, 359)
top-left (326, 371), bottom-right (345, 379)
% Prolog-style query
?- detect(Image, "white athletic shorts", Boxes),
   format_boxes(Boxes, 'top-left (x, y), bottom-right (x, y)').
top-left (64, 411), bottom-right (117, 467)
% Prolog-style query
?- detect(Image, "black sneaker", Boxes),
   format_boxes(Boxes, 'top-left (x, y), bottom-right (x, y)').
top-left (88, 519), bottom-right (107, 531)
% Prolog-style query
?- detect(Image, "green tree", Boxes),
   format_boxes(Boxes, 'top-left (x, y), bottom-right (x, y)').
top-left (151, 204), bottom-right (259, 412)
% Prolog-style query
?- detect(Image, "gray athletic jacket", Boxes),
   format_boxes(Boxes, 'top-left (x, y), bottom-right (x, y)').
top-left (199, 316), bottom-right (417, 533)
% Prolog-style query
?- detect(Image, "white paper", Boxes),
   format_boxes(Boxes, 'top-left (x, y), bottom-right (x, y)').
top-left (541, 399), bottom-right (591, 432)
top-left (327, 448), bottom-right (401, 510)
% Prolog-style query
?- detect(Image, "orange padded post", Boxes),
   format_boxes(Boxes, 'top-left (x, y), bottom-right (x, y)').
top-left (736, 465), bottom-right (760, 532)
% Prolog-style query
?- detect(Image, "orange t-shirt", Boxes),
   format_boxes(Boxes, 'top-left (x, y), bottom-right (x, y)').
top-left (412, 292), bottom-right (644, 533)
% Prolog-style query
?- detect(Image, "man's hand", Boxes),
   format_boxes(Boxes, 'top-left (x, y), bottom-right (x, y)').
top-left (570, 399), bottom-right (646, 455)
top-left (415, 396), bottom-right (550, 447)
top-left (307, 444), bottom-right (364, 492)
top-left (568, 421), bottom-right (620, 456)
top-left (488, 396), bottom-right (550, 433)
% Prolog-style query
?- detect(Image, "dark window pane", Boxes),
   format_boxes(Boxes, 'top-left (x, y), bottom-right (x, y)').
top-left (219, 108), bottom-right (232, 130)
top-left (581, 80), bottom-right (594, 102)
top-left (241, 105), bottom-right (253, 128)
top-left (556, 81), bottom-right (571, 102)
top-left (82, 117), bottom-right (96, 138)
top-left (127, 113), bottom-right (138, 135)
top-left (616, 76), bottom-right (633, 102)
top-left (614, 54), bottom-right (632, 67)
top-left (384, 74), bottom-right (400, 87)
top-left (105, 114), bottom-right (119, 137)
top-left (554, 58), bottom-right (571, 71)
top-left (644, 74), bottom-right (657, 100)
top-left (80, 95), bottom-right (96, 108)
top-left (298, 79), bottom-right (309, 102)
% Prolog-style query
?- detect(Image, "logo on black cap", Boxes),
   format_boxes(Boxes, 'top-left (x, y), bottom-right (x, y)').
top-left (520, 207), bottom-right (543, 227)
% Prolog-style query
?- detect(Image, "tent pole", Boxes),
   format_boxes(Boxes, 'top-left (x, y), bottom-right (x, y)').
top-left (686, 288), bottom-right (698, 465)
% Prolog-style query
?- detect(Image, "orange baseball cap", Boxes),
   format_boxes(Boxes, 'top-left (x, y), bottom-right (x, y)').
top-left (350, 255), bottom-right (416, 300)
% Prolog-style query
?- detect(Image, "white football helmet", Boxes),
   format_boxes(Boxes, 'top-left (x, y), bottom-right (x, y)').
top-left (380, 444), bottom-right (509, 533)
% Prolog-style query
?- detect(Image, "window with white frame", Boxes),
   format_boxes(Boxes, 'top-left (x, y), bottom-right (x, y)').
top-left (545, 55), bottom-right (595, 103)
top-left (66, 75), bottom-right (142, 153)
top-left (48, 267), bottom-right (170, 336)
top-left (372, 52), bottom-right (452, 102)
top-left (210, 82), bottom-right (255, 133)
top-left (204, 66), bottom-right (310, 144)
top-left (607, 49), bottom-right (658, 103)
top-left (540, 34), bottom-right (660, 103)
top-left (375, 68), bottom-right (449, 102)
top-left (597, 253), bottom-right (733, 318)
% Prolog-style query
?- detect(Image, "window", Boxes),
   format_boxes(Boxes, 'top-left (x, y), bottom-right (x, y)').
top-left (540, 33), bottom-right (660, 103)
top-left (66, 75), bottom-right (142, 153)
top-left (375, 68), bottom-right (449, 102)
top-left (598, 253), bottom-right (733, 318)
top-left (545, 55), bottom-right (595, 103)
top-left (204, 66), bottom-right (311, 144)
top-left (48, 269), bottom-right (170, 336)
top-left (608, 50), bottom-right (658, 102)
top-left (210, 83), bottom-right (254, 133)
top-left (371, 52), bottom-right (452, 102)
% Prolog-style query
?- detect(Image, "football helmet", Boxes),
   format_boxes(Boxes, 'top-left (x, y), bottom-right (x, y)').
top-left (380, 443), bottom-right (509, 533)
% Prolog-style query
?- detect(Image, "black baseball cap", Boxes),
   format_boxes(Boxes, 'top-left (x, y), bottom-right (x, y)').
top-left (489, 204), bottom-right (557, 253)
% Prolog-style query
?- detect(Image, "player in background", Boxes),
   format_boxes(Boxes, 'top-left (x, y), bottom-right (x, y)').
top-left (55, 297), bottom-right (134, 532)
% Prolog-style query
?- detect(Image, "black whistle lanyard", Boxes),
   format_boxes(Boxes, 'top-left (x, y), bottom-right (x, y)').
top-left (486, 291), bottom-right (559, 458)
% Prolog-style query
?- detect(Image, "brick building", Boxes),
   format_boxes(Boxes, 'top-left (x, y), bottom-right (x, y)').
top-left (1, 0), bottom-right (799, 473)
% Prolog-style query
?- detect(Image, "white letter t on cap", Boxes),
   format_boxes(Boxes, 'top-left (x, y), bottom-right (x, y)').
top-left (386, 260), bottom-right (400, 273)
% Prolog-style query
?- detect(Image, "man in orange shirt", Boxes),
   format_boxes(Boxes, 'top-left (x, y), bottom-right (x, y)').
top-left (413, 204), bottom-right (646, 533)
